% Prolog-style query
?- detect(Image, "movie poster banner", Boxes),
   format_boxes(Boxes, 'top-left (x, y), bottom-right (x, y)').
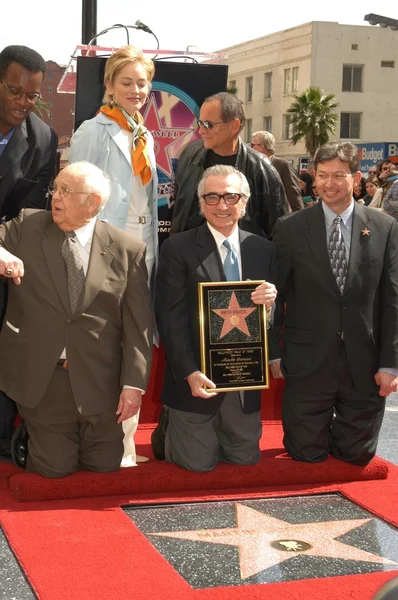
top-left (198, 281), bottom-right (269, 393)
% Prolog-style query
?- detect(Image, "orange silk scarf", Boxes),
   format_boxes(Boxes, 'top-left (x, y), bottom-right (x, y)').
top-left (99, 105), bottom-right (152, 186)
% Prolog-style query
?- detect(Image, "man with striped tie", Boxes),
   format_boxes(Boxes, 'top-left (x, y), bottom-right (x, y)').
top-left (272, 141), bottom-right (398, 466)
top-left (154, 165), bottom-right (279, 471)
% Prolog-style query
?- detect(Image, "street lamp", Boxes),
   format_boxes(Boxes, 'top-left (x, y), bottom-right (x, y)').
top-left (364, 13), bottom-right (398, 31)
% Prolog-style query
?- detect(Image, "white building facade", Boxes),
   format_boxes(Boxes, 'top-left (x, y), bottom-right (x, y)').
top-left (219, 21), bottom-right (398, 168)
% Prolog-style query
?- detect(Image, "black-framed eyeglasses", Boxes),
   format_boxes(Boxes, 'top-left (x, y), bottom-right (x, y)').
top-left (197, 119), bottom-right (229, 130)
top-left (202, 193), bottom-right (245, 205)
top-left (0, 77), bottom-right (42, 104)
top-left (48, 184), bottom-right (92, 199)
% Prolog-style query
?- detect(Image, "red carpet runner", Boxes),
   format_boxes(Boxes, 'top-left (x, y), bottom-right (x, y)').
top-left (0, 423), bottom-right (397, 600)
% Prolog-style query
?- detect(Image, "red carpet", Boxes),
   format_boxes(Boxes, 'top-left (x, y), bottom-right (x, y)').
top-left (0, 464), bottom-right (397, 599)
top-left (6, 423), bottom-right (390, 502)
top-left (0, 351), bottom-right (397, 599)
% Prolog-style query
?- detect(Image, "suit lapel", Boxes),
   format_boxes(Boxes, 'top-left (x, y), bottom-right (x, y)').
top-left (240, 229), bottom-right (261, 281)
top-left (77, 220), bottom-right (114, 313)
top-left (196, 223), bottom-right (225, 282)
top-left (303, 203), bottom-right (341, 297)
top-left (345, 203), bottom-right (373, 292)
top-left (0, 124), bottom-right (28, 179)
top-left (41, 221), bottom-right (71, 316)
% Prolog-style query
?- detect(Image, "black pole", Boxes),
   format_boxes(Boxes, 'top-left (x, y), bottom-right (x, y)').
top-left (82, 0), bottom-right (97, 44)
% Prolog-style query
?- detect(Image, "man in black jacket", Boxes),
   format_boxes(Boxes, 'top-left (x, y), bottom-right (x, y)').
top-left (0, 44), bottom-right (58, 461)
top-left (170, 93), bottom-right (289, 238)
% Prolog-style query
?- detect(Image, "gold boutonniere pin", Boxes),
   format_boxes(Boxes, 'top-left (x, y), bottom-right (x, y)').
top-left (361, 228), bottom-right (371, 236)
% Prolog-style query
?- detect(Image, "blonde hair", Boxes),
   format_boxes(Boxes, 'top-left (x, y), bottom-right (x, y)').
top-left (102, 45), bottom-right (155, 105)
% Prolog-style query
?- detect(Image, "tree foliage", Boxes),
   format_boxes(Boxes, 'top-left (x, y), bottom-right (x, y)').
top-left (287, 87), bottom-right (339, 159)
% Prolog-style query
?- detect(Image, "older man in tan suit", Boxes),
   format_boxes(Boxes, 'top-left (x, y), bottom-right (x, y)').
top-left (0, 161), bottom-right (153, 478)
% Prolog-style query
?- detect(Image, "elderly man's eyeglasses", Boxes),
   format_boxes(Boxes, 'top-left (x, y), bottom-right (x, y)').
top-left (202, 193), bottom-right (245, 205)
top-left (197, 119), bottom-right (229, 130)
top-left (48, 184), bottom-right (92, 199)
top-left (0, 77), bottom-right (42, 104)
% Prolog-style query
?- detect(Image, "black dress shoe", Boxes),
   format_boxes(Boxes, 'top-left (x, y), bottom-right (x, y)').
top-left (10, 421), bottom-right (28, 469)
top-left (151, 407), bottom-right (169, 460)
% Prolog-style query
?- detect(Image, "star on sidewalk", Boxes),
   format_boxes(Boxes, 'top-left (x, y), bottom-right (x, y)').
top-left (212, 292), bottom-right (256, 339)
top-left (150, 503), bottom-right (397, 580)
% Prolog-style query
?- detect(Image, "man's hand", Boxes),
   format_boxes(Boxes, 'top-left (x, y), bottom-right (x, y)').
top-left (251, 281), bottom-right (277, 310)
top-left (0, 247), bottom-right (24, 285)
top-left (116, 388), bottom-right (142, 423)
top-left (270, 359), bottom-right (285, 380)
top-left (374, 371), bottom-right (398, 397)
top-left (187, 370), bottom-right (218, 399)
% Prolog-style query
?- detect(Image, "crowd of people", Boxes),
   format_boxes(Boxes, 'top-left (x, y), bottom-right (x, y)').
top-left (0, 43), bottom-right (397, 479)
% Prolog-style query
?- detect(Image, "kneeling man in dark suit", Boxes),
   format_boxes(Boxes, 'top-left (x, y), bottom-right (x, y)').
top-left (155, 165), bottom-right (279, 471)
top-left (0, 161), bottom-right (153, 477)
top-left (272, 141), bottom-right (398, 466)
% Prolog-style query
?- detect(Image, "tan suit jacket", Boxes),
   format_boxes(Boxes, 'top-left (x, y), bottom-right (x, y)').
top-left (0, 210), bottom-right (153, 415)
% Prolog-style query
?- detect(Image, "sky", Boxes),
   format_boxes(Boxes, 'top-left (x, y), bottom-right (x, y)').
top-left (2, 2), bottom-right (396, 65)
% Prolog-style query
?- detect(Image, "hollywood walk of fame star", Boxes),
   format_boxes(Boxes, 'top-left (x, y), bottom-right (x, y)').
top-left (212, 292), bottom-right (256, 339)
top-left (142, 95), bottom-right (194, 179)
top-left (361, 228), bottom-right (371, 236)
top-left (150, 503), bottom-right (397, 580)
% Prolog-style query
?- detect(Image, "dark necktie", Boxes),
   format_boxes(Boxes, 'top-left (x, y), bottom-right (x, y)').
top-left (328, 216), bottom-right (348, 294)
top-left (223, 239), bottom-right (240, 281)
top-left (61, 231), bottom-right (85, 312)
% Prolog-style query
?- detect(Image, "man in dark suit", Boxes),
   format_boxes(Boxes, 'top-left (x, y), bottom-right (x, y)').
top-left (0, 45), bottom-right (58, 460)
top-left (155, 165), bottom-right (279, 471)
top-left (272, 141), bottom-right (398, 466)
top-left (0, 161), bottom-right (153, 477)
top-left (251, 131), bottom-right (304, 212)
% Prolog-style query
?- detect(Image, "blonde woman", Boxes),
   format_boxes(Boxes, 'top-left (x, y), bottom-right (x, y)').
top-left (69, 45), bottom-right (158, 467)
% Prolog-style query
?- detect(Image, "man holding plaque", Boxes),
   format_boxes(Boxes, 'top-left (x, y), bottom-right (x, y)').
top-left (154, 165), bottom-right (279, 472)
top-left (272, 141), bottom-right (398, 466)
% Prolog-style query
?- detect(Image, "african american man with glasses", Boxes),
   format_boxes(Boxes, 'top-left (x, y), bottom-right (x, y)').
top-left (0, 45), bottom-right (57, 463)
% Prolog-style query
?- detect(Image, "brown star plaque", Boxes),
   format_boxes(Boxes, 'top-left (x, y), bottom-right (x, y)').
top-left (198, 281), bottom-right (269, 392)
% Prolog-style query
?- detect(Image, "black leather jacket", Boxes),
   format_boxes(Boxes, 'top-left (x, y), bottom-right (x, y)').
top-left (170, 139), bottom-right (289, 237)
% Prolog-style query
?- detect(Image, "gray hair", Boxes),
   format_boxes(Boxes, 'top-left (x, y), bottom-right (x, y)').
top-left (253, 131), bottom-right (275, 154)
top-left (314, 142), bottom-right (360, 174)
top-left (65, 161), bottom-right (111, 211)
top-left (197, 165), bottom-right (250, 218)
top-left (202, 92), bottom-right (245, 133)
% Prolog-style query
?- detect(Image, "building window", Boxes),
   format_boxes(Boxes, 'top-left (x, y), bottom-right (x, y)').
top-left (48, 86), bottom-right (53, 93)
top-left (351, 44), bottom-right (358, 50)
top-left (342, 65), bottom-right (363, 92)
top-left (246, 119), bottom-right (252, 143)
top-left (283, 114), bottom-right (293, 140)
top-left (246, 77), bottom-right (253, 102)
top-left (48, 100), bottom-right (52, 107)
top-left (48, 112), bottom-right (52, 120)
top-left (340, 112), bottom-right (361, 138)
top-left (263, 116), bottom-right (272, 132)
top-left (264, 72), bottom-right (272, 99)
top-left (381, 61), bottom-right (395, 68)
top-left (292, 67), bottom-right (299, 93)
top-left (47, 71), bottom-right (53, 80)
top-left (284, 69), bottom-right (291, 95)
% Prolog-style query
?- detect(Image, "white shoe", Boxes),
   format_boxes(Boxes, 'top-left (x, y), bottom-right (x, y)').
top-left (120, 457), bottom-right (137, 468)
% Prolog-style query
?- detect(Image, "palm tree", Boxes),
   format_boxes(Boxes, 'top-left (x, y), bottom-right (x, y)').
top-left (287, 87), bottom-right (339, 159)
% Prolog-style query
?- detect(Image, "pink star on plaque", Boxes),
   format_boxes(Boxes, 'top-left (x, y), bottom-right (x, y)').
top-left (212, 292), bottom-right (256, 339)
